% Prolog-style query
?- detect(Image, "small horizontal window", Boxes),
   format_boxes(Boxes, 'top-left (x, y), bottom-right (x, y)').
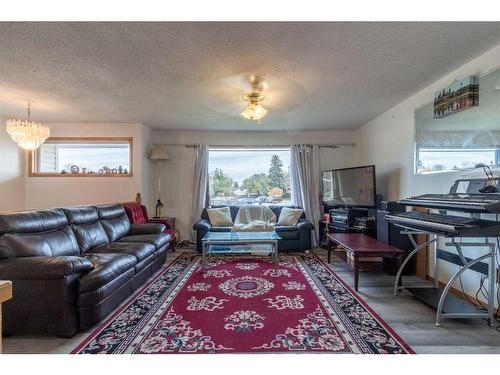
top-left (416, 147), bottom-right (498, 175)
top-left (29, 137), bottom-right (133, 177)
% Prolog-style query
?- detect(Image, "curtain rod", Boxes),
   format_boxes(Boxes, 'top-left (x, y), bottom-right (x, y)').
top-left (160, 143), bottom-right (356, 149)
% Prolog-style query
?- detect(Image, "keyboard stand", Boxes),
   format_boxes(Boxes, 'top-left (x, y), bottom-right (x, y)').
top-left (393, 229), bottom-right (497, 326)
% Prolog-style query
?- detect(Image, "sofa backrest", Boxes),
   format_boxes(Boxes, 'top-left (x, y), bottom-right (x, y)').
top-left (0, 209), bottom-right (80, 259)
top-left (61, 206), bottom-right (109, 253)
top-left (201, 205), bottom-right (305, 223)
top-left (95, 204), bottom-right (131, 242)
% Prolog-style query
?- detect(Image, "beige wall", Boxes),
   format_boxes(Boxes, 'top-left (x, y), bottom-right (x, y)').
top-left (0, 116), bottom-right (26, 212)
top-left (151, 130), bottom-right (356, 240)
top-left (24, 123), bottom-right (149, 210)
top-left (354, 42), bottom-right (500, 306)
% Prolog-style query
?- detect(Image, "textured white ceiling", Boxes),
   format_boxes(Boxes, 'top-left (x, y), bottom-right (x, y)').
top-left (1, 22), bottom-right (500, 131)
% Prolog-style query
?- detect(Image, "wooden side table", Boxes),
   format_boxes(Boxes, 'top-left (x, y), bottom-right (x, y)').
top-left (326, 233), bottom-right (403, 292)
top-left (0, 281), bottom-right (13, 353)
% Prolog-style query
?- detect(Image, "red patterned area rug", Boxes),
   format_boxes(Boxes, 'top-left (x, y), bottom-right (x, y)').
top-left (72, 252), bottom-right (413, 354)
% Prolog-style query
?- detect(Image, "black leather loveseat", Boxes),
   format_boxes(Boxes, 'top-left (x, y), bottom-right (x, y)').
top-left (0, 204), bottom-right (172, 337)
top-left (193, 205), bottom-right (314, 253)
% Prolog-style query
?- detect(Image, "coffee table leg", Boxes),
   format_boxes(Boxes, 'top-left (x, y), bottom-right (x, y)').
top-left (327, 239), bottom-right (332, 263)
top-left (354, 256), bottom-right (359, 292)
top-left (274, 240), bottom-right (278, 265)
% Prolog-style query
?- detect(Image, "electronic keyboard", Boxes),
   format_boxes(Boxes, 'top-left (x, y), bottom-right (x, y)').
top-left (385, 211), bottom-right (500, 237)
top-left (399, 193), bottom-right (500, 213)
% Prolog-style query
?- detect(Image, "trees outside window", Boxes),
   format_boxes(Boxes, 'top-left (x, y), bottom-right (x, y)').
top-left (208, 149), bottom-right (291, 206)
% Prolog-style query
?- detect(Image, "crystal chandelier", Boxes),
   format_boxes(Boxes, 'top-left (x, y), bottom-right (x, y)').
top-left (240, 90), bottom-right (268, 123)
top-left (7, 102), bottom-right (50, 150)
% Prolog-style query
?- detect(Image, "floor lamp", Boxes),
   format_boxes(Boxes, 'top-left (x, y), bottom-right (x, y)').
top-left (149, 144), bottom-right (170, 218)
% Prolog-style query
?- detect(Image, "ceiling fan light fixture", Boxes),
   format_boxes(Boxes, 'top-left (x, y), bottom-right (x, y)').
top-left (240, 89), bottom-right (268, 123)
top-left (241, 102), bottom-right (268, 122)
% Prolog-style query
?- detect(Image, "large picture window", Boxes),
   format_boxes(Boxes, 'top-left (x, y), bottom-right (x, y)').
top-left (29, 137), bottom-right (133, 177)
top-left (208, 148), bottom-right (291, 206)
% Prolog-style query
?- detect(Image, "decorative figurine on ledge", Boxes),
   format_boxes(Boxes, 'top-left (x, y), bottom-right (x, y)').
top-left (135, 192), bottom-right (142, 204)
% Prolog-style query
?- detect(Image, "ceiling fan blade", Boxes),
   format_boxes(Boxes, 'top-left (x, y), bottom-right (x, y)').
top-left (201, 73), bottom-right (306, 115)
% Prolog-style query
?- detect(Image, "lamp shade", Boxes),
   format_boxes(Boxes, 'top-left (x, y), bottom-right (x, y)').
top-left (149, 144), bottom-right (171, 160)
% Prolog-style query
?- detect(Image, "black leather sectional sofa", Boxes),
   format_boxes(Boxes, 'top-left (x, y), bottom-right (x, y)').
top-left (0, 204), bottom-right (172, 337)
top-left (193, 205), bottom-right (314, 253)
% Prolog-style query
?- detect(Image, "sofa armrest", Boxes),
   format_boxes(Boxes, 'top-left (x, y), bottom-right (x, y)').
top-left (129, 223), bottom-right (166, 235)
top-left (148, 218), bottom-right (171, 229)
top-left (296, 219), bottom-right (314, 231)
top-left (0, 256), bottom-right (93, 280)
top-left (193, 219), bottom-right (212, 231)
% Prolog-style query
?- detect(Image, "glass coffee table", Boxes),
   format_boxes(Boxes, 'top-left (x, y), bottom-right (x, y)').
top-left (201, 231), bottom-right (281, 270)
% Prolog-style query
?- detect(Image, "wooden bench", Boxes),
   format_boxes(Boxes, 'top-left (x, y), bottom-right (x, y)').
top-left (326, 233), bottom-right (404, 292)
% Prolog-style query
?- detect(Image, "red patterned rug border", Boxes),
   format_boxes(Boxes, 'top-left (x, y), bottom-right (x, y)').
top-left (309, 253), bottom-right (415, 354)
top-left (71, 251), bottom-right (187, 354)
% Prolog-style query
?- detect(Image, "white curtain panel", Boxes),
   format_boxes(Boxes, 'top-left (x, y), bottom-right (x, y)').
top-left (190, 144), bottom-right (209, 241)
top-left (290, 145), bottom-right (321, 247)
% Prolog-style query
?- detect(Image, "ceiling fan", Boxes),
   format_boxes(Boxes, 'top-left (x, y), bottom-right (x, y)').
top-left (239, 75), bottom-right (268, 123)
top-left (202, 74), bottom-right (306, 124)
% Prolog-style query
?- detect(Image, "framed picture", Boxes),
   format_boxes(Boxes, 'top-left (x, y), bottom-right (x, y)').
top-left (433, 75), bottom-right (479, 119)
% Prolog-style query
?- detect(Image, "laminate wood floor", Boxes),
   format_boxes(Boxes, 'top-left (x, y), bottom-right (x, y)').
top-left (3, 247), bottom-right (500, 354)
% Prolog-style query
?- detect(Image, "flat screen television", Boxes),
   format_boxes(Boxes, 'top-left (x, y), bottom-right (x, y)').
top-left (321, 165), bottom-right (376, 208)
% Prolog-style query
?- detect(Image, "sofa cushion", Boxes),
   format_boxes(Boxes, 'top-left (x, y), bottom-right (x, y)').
top-left (270, 205), bottom-right (306, 220)
top-left (201, 206), bottom-right (240, 222)
top-left (61, 207), bottom-right (110, 253)
top-left (95, 204), bottom-right (131, 242)
top-left (118, 233), bottom-right (171, 250)
top-left (275, 226), bottom-right (300, 240)
top-left (73, 222), bottom-right (110, 253)
top-left (207, 207), bottom-right (233, 227)
top-left (77, 267), bottom-right (135, 307)
top-left (62, 206), bottom-right (99, 226)
top-left (0, 209), bottom-right (80, 259)
top-left (79, 253), bottom-right (136, 292)
top-left (277, 207), bottom-right (304, 226)
top-left (90, 241), bottom-right (156, 262)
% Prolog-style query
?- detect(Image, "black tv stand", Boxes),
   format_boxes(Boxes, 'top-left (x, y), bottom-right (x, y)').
top-left (320, 206), bottom-right (377, 239)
